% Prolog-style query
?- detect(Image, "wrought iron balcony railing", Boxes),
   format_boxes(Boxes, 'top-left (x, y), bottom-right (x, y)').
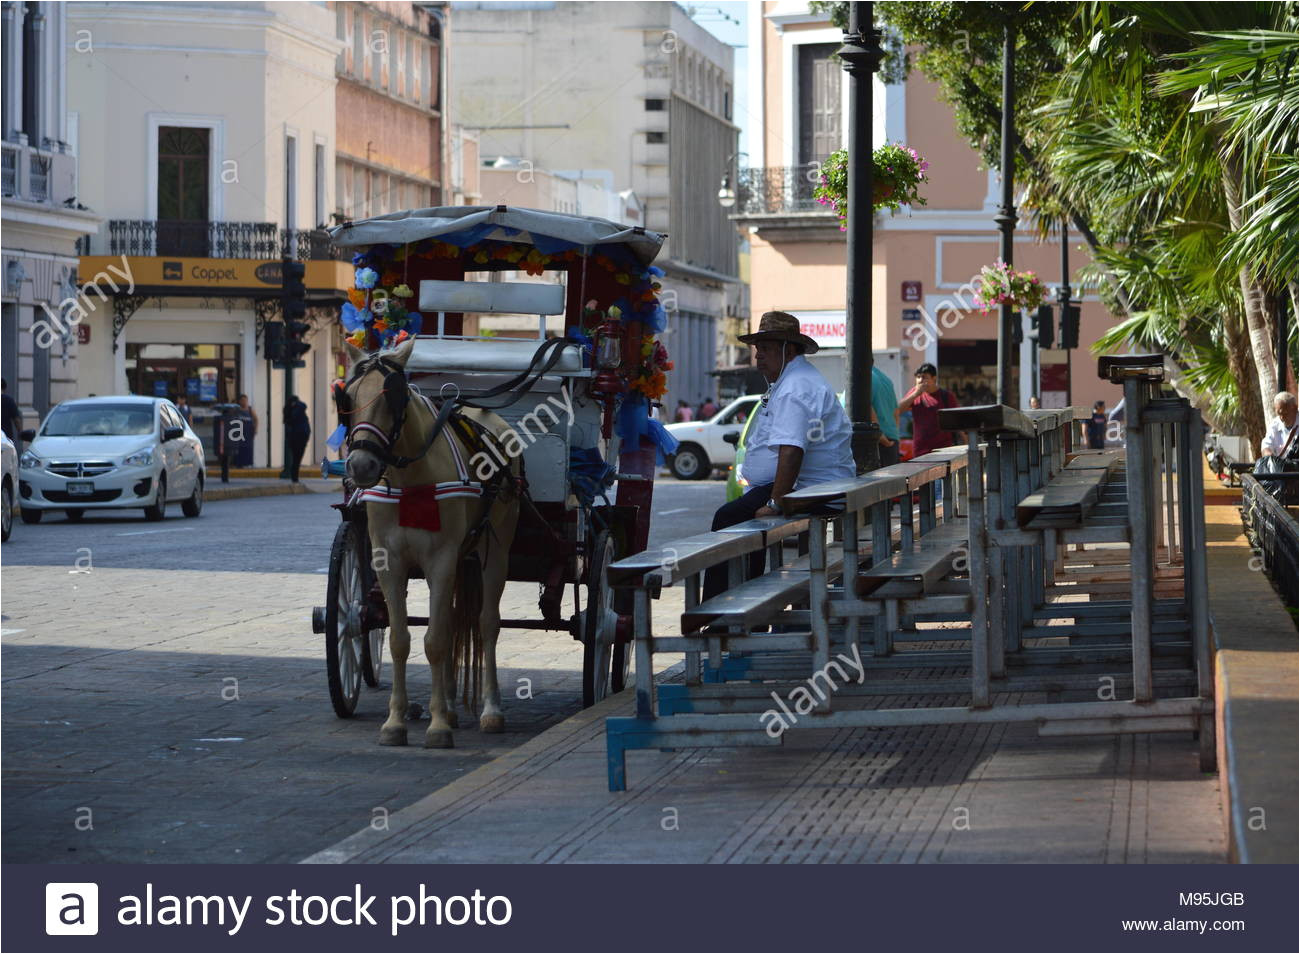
top-left (87, 220), bottom-right (347, 260)
top-left (734, 166), bottom-right (832, 216)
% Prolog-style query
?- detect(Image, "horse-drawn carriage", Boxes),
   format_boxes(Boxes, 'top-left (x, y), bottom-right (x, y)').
top-left (310, 206), bottom-right (675, 746)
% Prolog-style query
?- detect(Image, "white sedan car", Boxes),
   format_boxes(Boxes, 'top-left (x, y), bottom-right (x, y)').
top-left (18, 396), bottom-right (205, 523)
top-left (664, 394), bottom-right (761, 480)
top-left (1, 431), bottom-right (16, 541)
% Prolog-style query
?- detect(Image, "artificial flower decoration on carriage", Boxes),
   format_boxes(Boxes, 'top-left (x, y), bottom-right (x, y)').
top-left (340, 255), bottom-right (424, 351)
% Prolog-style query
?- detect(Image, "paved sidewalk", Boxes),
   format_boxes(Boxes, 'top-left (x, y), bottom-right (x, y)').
top-left (0, 564), bottom-right (683, 863)
top-left (1204, 501), bottom-right (1299, 863)
top-left (309, 678), bottom-right (1225, 865)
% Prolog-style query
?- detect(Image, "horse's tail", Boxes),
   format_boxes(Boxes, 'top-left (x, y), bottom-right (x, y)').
top-left (450, 551), bottom-right (484, 711)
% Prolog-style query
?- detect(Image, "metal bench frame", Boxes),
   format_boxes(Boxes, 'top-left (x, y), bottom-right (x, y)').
top-left (605, 368), bottom-right (1216, 790)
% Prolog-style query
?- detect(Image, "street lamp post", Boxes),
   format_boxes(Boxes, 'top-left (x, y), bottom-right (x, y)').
top-left (995, 21), bottom-right (1018, 407)
top-left (840, 1), bottom-right (883, 473)
top-left (1058, 221), bottom-right (1072, 407)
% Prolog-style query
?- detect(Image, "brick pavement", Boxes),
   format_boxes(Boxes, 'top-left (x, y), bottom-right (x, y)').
top-left (309, 679), bottom-right (1225, 865)
top-left (0, 564), bottom-right (684, 863)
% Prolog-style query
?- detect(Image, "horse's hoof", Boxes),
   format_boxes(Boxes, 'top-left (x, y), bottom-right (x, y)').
top-left (378, 726), bottom-right (408, 747)
top-left (479, 713), bottom-right (505, 734)
top-left (445, 710), bottom-right (460, 729)
top-left (424, 730), bottom-right (454, 749)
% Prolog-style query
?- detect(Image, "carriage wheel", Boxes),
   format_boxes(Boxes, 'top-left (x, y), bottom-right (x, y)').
top-left (325, 522), bottom-right (366, 718)
top-left (356, 536), bottom-right (386, 688)
top-left (582, 530), bottom-right (622, 708)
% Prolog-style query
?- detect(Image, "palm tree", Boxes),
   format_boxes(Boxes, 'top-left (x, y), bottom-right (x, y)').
top-left (1030, 2), bottom-right (1296, 447)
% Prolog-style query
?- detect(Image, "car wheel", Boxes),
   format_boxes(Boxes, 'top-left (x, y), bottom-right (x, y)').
top-left (182, 475), bottom-right (203, 517)
top-left (1, 480), bottom-right (11, 541)
top-left (19, 507), bottom-right (42, 525)
top-left (65, 508), bottom-right (85, 522)
top-left (670, 443), bottom-right (709, 481)
top-left (144, 474), bottom-right (167, 521)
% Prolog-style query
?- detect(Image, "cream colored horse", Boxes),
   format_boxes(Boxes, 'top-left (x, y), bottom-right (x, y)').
top-left (342, 337), bottom-right (519, 748)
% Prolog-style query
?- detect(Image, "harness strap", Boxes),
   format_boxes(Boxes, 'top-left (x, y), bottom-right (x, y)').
top-left (454, 337), bottom-right (576, 410)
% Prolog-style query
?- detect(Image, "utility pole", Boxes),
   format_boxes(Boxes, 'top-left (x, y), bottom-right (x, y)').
top-left (840, 1), bottom-right (884, 472)
top-left (995, 21), bottom-right (1018, 407)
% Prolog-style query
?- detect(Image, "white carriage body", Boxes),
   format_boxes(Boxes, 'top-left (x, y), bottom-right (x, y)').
top-left (406, 279), bottom-right (613, 505)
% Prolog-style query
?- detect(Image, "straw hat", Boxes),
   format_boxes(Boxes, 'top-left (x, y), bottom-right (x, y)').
top-left (737, 311), bottom-right (819, 355)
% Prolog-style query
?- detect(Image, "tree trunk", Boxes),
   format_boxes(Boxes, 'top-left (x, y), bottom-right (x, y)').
top-left (1224, 308), bottom-right (1265, 453)
top-left (1222, 159), bottom-right (1279, 424)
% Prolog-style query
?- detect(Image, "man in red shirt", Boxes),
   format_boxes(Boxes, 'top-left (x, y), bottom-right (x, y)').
top-left (897, 363), bottom-right (959, 457)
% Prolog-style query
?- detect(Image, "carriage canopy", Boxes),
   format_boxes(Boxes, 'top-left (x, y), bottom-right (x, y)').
top-left (330, 206), bottom-right (666, 267)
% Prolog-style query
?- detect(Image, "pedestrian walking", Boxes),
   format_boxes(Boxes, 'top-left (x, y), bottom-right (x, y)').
top-left (897, 363), bottom-right (960, 457)
top-left (284, 395), bottom-right (311, 483)
top-left (699, 396), bottom-right (719, 420)
top-left (234, 394), bottom-right (257, 467)
top-left (674, 400), bottom-right (694, 423)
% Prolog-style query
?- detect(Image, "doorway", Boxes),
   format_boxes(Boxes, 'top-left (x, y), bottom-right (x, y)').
top-left (157, 126), bottom-right (211, 256)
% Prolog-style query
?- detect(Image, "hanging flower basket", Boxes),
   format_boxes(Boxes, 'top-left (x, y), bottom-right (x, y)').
top-left (814, 143), bottom-right (930, 229)
top-left (972, 261), bottom-right (1048, 314)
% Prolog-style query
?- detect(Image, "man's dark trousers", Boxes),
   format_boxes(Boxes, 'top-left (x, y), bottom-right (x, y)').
top-left (879, 441), bottom-right (900, 467)
top-left (704, 482), bottom-right (774, 601)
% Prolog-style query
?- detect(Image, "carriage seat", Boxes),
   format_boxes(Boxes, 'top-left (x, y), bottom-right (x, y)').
top-left (407, 336), bottom-right (586, 376)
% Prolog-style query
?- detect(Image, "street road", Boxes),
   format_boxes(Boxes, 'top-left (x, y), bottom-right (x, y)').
top-left (1, 475), bottom-right (708, 863)
top-left (0, 473), bottom-right (729, 572)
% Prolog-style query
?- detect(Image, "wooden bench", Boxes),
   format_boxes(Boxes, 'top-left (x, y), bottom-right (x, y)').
top-left (855, 518), bottom-right (968, 597)
top-left (1065, 449), bottom-right (1123, 471)
top-left (682, 548), bottom-right (846, 631)
top-left (1016, 458), bottom-right (1119, 528)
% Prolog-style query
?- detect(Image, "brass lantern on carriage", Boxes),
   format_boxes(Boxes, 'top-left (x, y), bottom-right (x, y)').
top-left (592, 314), bottom-right (625, 438)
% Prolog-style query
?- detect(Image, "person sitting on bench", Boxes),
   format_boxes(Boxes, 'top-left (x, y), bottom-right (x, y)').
top-left (705, 311), bottom-right (855, 600)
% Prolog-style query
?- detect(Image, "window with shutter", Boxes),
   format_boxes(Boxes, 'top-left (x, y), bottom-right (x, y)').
top-left (798, 43), bottom-right (842, 168)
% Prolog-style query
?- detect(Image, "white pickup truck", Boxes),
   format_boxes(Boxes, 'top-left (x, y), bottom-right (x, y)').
top-left (664, 394), bottom-right (762, 480)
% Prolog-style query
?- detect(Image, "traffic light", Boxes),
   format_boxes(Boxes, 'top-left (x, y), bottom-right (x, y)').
top-left (263, 320), bottom-right (286, 363)
top-left (1034, 304), bottom-right (1055, 349)
top-left (278, 259), bottom-right (309, 369)
top-left (1059, 303), bottom-right (1081, 350)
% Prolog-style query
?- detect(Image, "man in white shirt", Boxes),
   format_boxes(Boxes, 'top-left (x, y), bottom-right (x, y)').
top-left (704, 312), bottom-right (855, 600)
top-left (1260, 391), bottom-right (1297, 457)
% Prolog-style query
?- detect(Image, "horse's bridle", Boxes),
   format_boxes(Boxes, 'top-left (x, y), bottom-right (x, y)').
top-left (335, 355), bottom-right (448, 472)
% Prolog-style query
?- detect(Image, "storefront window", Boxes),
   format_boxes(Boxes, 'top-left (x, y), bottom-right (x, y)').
top-left (125, 343), bottom-right (239, 457)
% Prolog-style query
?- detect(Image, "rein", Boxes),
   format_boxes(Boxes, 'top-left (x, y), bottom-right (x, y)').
top-left (337, 337), bottom-right (578, 476)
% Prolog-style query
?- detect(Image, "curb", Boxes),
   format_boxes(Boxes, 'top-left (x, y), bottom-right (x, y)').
top-left (204, 483), bottom-right (318, 502)
top-left (1204, 501), bottom-right (1298, 864)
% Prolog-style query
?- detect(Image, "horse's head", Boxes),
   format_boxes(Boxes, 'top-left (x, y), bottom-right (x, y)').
top-left (338, 336), bottom-right (416, 488)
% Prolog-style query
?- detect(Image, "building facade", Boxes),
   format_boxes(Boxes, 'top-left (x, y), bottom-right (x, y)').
top-left (1, 1), bottom-right (100, 432)
top-left (331, 1), bottom-right (447, 220)
top-left (739, 0), bottom-right (1122, 415)
top-left (448, 0), bottom-right (742, 414)
top-left (66, 1), bottom-right (344, 468)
